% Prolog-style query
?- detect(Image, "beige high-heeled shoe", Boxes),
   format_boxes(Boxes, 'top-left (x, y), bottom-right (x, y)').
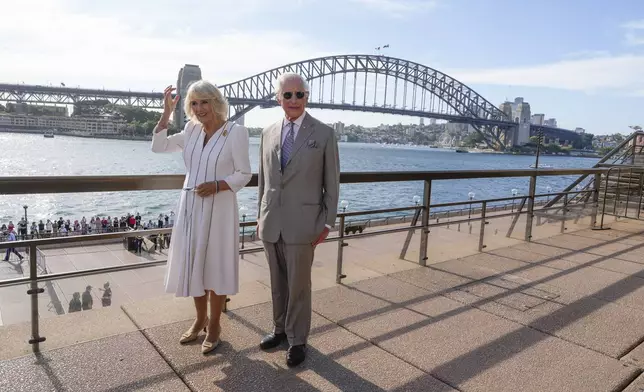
top-left (201, 325), bottom-right (221, 355)
top-left (179, 318), bottom-right (208, 344)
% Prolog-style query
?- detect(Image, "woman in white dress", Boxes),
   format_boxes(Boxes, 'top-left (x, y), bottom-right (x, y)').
top-left (151, 81), bottom-right (252, 354)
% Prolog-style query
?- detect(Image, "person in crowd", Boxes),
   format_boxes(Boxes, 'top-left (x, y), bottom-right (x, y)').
top-left (45, 219), bottom-right (52, 237)
top-left (256, 73), bottom-right (340, 367)
top-left (68, 292), bottom-right (82, 313)
top-left (151, 81), bottom-right (252, 355)
top-left (81, 286), bottom-right (93, 310)
top-left (100, 282), bottom-right (112, 307)
top-left (3, 229), bottom-right (25, 262)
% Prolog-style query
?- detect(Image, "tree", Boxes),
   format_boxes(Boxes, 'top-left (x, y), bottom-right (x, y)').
top-left (529, 136), bottom-right (541, 145)
top-left (581, 133), bottom-right (594, 149)
top-left (597, 146), bottom-right (613, 156)
top-left (461, 132), bottom-right (484, 147)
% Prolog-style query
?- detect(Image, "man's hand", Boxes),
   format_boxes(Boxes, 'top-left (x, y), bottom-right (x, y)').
top-left (312, 227), bottom-right (330, 247)
top-left (195, 181), bottom-right (218, 197)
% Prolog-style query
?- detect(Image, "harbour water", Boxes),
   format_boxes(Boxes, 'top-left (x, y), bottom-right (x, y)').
top-left (0, 132), bottom-right (599, 224)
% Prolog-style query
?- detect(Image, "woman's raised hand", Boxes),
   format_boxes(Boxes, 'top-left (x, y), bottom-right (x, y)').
top-left (157, 85), bottom-right (180, 130)
top-left (163, 86), bottom-right (180, 115)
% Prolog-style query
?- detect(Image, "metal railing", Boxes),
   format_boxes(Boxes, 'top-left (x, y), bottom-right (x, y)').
top-left (0, 167), bottom-right (607, 353)
top-left (594, 166), bottom-right (644, 230)
top-left (544, 131), bottom-right (644, 211)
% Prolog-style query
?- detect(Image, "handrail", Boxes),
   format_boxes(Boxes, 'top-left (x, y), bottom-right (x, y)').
top-left (0, 168), bottom-right (606, 195)
top-left (0, 166), bottom-right (611, 353)
top-left (544, 131), bottom-right (644, 209)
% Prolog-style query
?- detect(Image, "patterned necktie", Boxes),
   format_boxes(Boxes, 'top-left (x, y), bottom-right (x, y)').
top-left (281, 122), bottom-right (295, 171)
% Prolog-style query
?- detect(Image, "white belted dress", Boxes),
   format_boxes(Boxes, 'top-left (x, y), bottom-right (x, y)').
top-left (151, 120), bottom-right (252, 297)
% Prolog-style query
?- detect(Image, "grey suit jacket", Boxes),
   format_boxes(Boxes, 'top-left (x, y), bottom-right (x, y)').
top-left (257, 112), bottom-right (340, 244)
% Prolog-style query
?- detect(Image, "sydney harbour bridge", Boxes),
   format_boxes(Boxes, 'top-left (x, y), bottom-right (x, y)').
top-left (0, 54), bottom-right (579, 151)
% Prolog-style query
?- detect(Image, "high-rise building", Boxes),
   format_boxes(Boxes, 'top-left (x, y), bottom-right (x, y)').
top-left (333, 121), bottom-right (345, 134)
top-left (419, 118), bottom-right (425, 126)
top-left (500, 99), bottom-right (530, 146)
top-left (429, 118), bottom-right (437, 125)
top-left (515, 101), bottom-right (531, 145)
top-left (544, 118), bottom-right (558, 127)
top-left (531, 114), bottom-right (545, 125)
top-left (499, 101), bottom-right (513, 120)
top-left (174, 64), bottom-right (202, 129)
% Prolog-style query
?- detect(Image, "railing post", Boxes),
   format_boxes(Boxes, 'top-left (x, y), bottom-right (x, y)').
top-left (419, 180), bottom-right (431, 266)
top-left (524, 175), bottom-right (537, 242)
top-left (561, 194), bottom-right (568, 233)
top-left (593, 168), bottom-right (612, 230)
top-left (27, 244), bottom-right (45, 352)
top-left (623, 168), bottom-right (631, 218)
top-left (590, 173), bottom-right (601, 228)
top-left (336, 215), bottom-right (347, 283)
top-left (399, 207), bottom-right (421, 260)
top-left (638, 171), bottom-right (644, 220)
top-left (478, 201), bottom-right (487, 252)
top-left (613, 168), bottom-right (622, 219)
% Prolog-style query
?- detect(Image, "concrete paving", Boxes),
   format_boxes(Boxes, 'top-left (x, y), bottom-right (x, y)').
top-left (1, 217), bottom-right (644, 391)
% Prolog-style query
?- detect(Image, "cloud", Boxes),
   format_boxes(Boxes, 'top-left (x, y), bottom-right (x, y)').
top-left (562, 50), bottom-right (611, 59)
top-left (448, 54), bottom-right (644, 94)
top-left (349, 0), bottom-right (437, 16)
top-left (621, 19), bottom-right (644, 46)
top-left (621, 19), bottom-right (644, 29)
top-left (625, 32), bottom-right (644, 46)
top-left (0, 0), bottom-right (331, 90)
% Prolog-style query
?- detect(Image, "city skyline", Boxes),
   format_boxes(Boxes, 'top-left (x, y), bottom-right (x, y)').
top-left (1, 0), bottom-right (643, 134)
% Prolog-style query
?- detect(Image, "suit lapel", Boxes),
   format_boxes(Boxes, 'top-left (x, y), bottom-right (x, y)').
top-left (286, 113), bottom-right (316, 167)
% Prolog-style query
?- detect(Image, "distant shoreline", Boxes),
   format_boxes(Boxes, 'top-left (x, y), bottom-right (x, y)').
top-left (0, 128), bottom-right (602, 157)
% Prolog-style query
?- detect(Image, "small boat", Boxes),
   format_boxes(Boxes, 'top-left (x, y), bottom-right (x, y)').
top-left (530, 163), bottom-right (553, 168)
top-left (455, 148), bottom-right (469, 153)
top-left (44, 131), bottom-right (55, 138)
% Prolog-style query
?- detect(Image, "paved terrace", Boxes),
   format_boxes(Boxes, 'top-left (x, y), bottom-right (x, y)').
top-left (1, 216), bottom-right (644, 391)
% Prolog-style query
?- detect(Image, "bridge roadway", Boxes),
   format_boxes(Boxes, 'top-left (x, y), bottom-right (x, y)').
top-left (0, 82), bottom-right (580, 138)
top-left (1, 214), bottom-right (644, 391)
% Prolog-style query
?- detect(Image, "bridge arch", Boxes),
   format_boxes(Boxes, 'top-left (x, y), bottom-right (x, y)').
top-left (219, 54), bottom-right (511, 149)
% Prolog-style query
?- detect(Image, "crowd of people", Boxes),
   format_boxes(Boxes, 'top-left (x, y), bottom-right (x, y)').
top-left (1, 211), bottom-right (175, 261)
top-left (1, 211), bottom-right (175, 242)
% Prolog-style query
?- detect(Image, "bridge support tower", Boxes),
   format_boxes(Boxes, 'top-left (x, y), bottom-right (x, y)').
top-left (175, 65), bottom-right (202, 129)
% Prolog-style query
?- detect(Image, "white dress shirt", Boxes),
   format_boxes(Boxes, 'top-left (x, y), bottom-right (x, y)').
top-left (281, 111), bottom-right (307, 146)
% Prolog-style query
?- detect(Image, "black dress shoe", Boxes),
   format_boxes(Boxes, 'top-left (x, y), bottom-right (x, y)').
top-left (260, 332), bottom-right (287, 350)
top-left (286, 345), bottom-right (306, 367)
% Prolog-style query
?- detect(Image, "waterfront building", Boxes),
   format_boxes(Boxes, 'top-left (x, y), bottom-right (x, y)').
top-left (0, 113), bottom-right (126, 135)
top-left (6, 103), bottom-right (67, 117)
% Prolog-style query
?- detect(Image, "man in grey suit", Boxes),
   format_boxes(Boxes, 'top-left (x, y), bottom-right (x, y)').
top-left (257, 73), bottom-right (340, 367)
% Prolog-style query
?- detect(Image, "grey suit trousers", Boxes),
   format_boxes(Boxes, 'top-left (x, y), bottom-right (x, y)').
top-left (262, 237), bottom-right (314, 346)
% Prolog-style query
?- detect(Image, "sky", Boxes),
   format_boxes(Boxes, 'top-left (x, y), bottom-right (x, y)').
top-left (1, 0), bottom-right (644, 135)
